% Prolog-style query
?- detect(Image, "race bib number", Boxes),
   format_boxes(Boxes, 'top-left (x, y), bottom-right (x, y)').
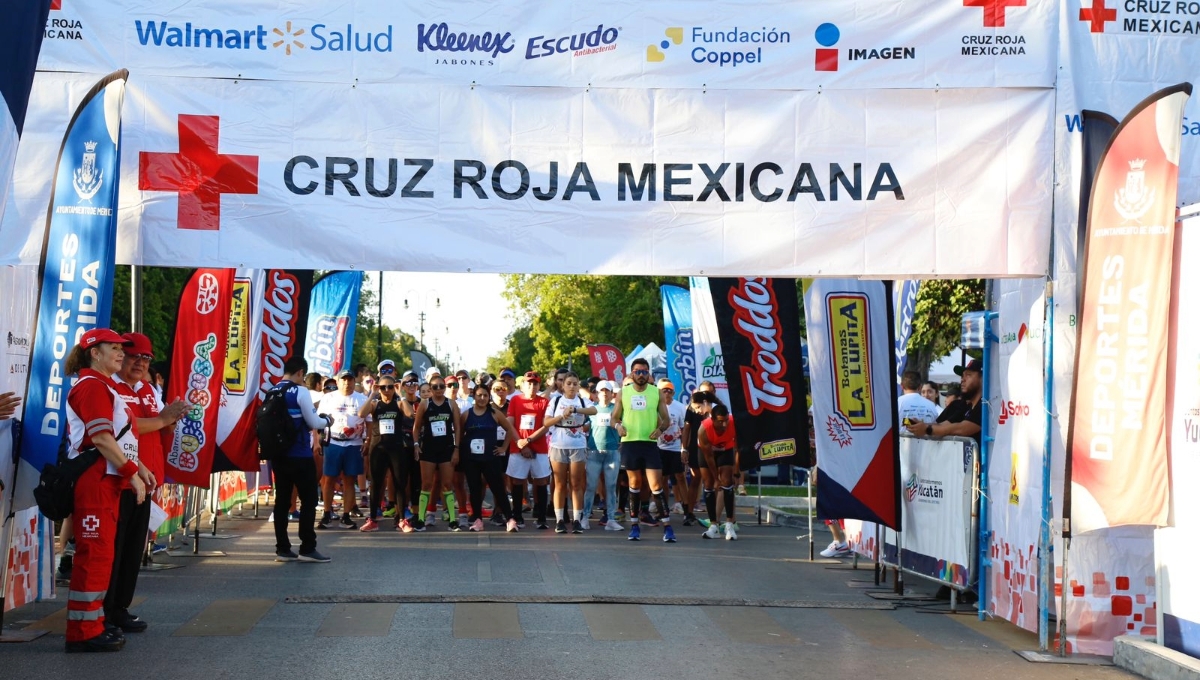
top-left (631, 395), bottom-right (647, 410)
top-left (597, 414), bottom-right (611, 427)
top-left (520, 414), bottom-right (536, 431)
top-left (469, 438), bottom-right (486, 455)
top-left (496, 426), bottom-right (507, 441)
top-left (431, 420), bottom-right (447, 437)
top-left (379, 419), bottom-right (395, 435)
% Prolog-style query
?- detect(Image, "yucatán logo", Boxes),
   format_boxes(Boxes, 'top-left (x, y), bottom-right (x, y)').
top-left (134, 19), bottom-right (394, 53)
top-left (905, 471), bottom-right (945, 503)
top-left (526, 24), bottom-right (618, 59)
top-left (418, 23), bottom-right (514, 66)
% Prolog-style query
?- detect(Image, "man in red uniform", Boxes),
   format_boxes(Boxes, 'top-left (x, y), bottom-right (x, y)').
top-left (108, 333), bottom-right (187, 631)
top-left (505, 372), bottom-right (551, 529)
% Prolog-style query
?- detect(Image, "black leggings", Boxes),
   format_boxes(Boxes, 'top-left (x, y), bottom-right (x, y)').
top-left (370, 446), bottom-right (410, 521)
top-left (462, 457), bottom-right (513, 523)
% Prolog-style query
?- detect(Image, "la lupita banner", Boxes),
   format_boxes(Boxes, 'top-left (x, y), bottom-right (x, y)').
top-left (804, 278), bottom-right (900, 529)
top-left (217, 269), bottom-right (312, 471)
top-left (305, 270), bottom-right (362, 377)
top-left (19, 71), bottom-right (127, 478)
top-left (709, 277), bottom-right (810, 469)
top-left (660, 284), bottom-right (696, 396)
top-left (690, 277), bottom-right (729, 405)
top-left (166, 268), bottom-right (234, 487)
top-left (1066, 83), bottom-right (1191, 537)
top-left (586, 344), bottom-right (625, 383)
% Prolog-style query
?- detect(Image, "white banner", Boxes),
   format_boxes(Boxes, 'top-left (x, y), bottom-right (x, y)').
top-left (37, 0), bottom-right (1056, 90)
top-left (1, 72), bottom-right (1054, 276)
top-left (897, 436), bottom-right (975, 587)
top-left (689, 277), bottom-right (728, 406)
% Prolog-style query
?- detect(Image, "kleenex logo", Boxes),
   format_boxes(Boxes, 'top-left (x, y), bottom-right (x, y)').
top-left (417, 22), bottom-right (514, 59)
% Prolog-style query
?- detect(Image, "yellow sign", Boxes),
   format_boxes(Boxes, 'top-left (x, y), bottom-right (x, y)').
top-left (826, 293), bottom-right (874, 429)
top-left (1009, 453), bottom-right (1020, 505)
top-left (759, 439), bottom-right (796, 461)
top-left (224, 279), bottom-right (251, 394)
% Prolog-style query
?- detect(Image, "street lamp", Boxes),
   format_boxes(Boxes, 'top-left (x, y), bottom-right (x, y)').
top-left (403, 290), bottom-right (439, 350)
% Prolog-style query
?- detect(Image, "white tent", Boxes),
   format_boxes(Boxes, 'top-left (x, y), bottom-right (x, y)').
top-left (927, 348), bottom-right (967, 385)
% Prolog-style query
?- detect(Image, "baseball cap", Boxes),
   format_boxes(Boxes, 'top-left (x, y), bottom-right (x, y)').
top-left (122, 332), bottom-right (154, 357)
top-left (80, 328), bottom-right (132, 349)
top-left (445, 376), bottom-right (459, 385)
top-left (338, 370), bottom-right (355, 379)
top-left (424, 366), bottom-right (442, 381)
top-left (401, 370), bottom-right (418, 382)
top-left (499, 368), bottom-right (516, 378)
top-left (377, 359), bottom-right (396, 372)
top-left (657, 379), bottom-right (675, 391)
top-left (524, 371), bottom-right (541, 383)
top-left (597, 380), bottom-right (617, 392)
top-left (954, 359), bottom-right (983, 376)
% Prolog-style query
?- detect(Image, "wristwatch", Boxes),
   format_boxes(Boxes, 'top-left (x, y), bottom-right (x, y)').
top-left (925, 424), bottom-right (934, 437)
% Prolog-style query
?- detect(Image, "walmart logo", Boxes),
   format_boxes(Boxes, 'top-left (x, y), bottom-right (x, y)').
top-left (646, 27), bottom-right (683, 61)
top-left (134, 20), bottom-right (393, 53)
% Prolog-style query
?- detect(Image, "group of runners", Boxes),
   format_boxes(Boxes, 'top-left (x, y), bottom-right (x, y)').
top-left (288, 357), bottom-right (744, 547)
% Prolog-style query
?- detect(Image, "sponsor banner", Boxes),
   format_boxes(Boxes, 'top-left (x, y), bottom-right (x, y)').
top-left (1066, 84), bottom-right (1190, 536)
top-left (305, 270), bottom-right (362, 377)
top-left (409, 349), bottom-right (434, 379)
top-left (987, 278), bottom-right (1047, 633)
top-left (151, 484), bottom-right (187, 537)
top-left (34, 0), bottom-right (1055, 90)
top-left (690, 277), bottom-right (729, 405)
top-left (1160, 207), bottom-right (1200, 659)
top-left (217, 269), bottom-right (311, 471)
top-left (1, 74), bottom-right (1055, 277)
top-left (586, 344), bottom-right (626, 383)
top-left (893, 280), bottom-right (919, 383)
top-left (166, 268), bottom-right (234, 487)
top-left (2, 505), bottom-right (54, 613)
top-left (0, 0), bottom-right (52, 226)
top-left (899, 436), bottom-right (976, 588)
top-left (709, 277), bottom-right (811, 469)
top-left (19, 71), bottom-right (127, 482)
top-left (216, 471), bottom-right (249, 513)
top-left (804, 278), bottom-right (900, 529)
top-left (660, 284), bottom-right (696, 396)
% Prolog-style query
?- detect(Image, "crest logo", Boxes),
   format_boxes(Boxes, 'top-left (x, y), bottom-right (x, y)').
top-left (81, 514), bottom-right (100, 532)
top-left (72, 140), bottom-right (103, 202)
top-left (905, 472), bottom-right (919, 502)
top-left (1114, 158), bottom-right (1155, 222)
top-left (196, 273), bottom-right (221, 314)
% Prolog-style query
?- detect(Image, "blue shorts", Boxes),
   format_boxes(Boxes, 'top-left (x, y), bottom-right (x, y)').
top-left (323, 442), bottom-right (364, 477)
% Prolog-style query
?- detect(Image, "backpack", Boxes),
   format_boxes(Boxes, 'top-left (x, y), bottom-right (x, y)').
top-left (33, 422), bottom-right (129, 522)
top-left (257, 383), bottom-right (298, 461)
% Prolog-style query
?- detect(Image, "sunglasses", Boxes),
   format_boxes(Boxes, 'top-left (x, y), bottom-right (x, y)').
top-left (379, 367), bottom-right (395, 374)
top-left (432, 384), bottom-right (446, 390)
top-left (379, 385), bottom-right (396, 391)
top-left (403, 380), bottom-right (418, 385)
top-left (632, 369), bottom-right (649, 375)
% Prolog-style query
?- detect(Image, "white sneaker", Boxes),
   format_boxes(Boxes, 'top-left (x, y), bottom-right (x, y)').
top-left (724, 522), bottom-right (738, 541)
top-left (820, 541), bottom-right (852, 558)
top-left (702, 524), bottom-right (721, 539)
top-left (671, 502), bottom-right (684, 515)
top-left (604, 519), bottom-right (624, 531)
top-left (267, 512), bottom-right (275, 522)
top-left (580, 518), bottom-right (590, 530)
top-left (648, 502), bottom-right (658, 514)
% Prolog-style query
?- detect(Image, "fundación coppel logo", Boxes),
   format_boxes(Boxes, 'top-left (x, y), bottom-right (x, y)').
top-left (814, 22), bottom-right (839, 71)
top-left (646, 27), bottom-right (683, 61)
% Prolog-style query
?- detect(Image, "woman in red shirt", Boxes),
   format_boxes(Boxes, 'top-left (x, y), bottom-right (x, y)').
top-left (62, 329), bottom-right (151, 653)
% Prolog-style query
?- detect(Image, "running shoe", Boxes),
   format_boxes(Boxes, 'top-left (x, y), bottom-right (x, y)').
top-left (536, 521), bottom-right (550, 531)
top-left (298, 550), bottom-right (332, 563)
top-left (62, 540), bottom-right (76, 557)
top-left (515, 515), bottom-right (526, 529)
top-left (599, 513), bottom-right (610, 525)
top-left (398, 519), bottom-right (414, 533)
top-left (724, 521), bottom-right (738, 541)
top-left (425, 514), bottom-right (437, 528)
top-left (404, 508), bottom-right (414, 520)
top-left (697, 518), bottom-right (712, 529)
top-left (491, 513), bottom-right (506, 526)
top-left (702, 524), bottom-right (721, 539)
top-left (671, 502), bottom-right (684, 515)
top-left (359, 519), bottom-right (379, 532)
top-left (382, 506), bottom-right (398, 518)
top-left (627, 524), bottom-right (641, 541)
top-left (580, 517), bottom-right (590, 531)
top-left (663, 525), bottom-right (677, 543)
top-left (275, 550), bottom-right (298, 562)
top-left (470, 519), bottom-right (485, 532)
top-left (151, 543), bottom-right (167, 555)
top-left (613, 511), bottom-right (626, 521)
top-left (340, 516), bottom-right (358, 530)
top-left (683, 514), bottom-right (697, 527)
top-left (571, 520), bottom-right (583, 534)
top-left (349, 508), bottom-right (365, 519)
top-left (604, 519), bottom-right (624, 531)
top-left (289, 510), bottom-right (301, 520)
top-left (506, 519), bottom-right (519, 533)
top-left (555, 519), bottom-right (568, 534)
top-left (819, 541), bottom-right (853, 558)
top-left (317, 516), bottom-right (331, 530)
top-left (640, 512), bottom-right (659, 527)
top-left (737, 484), bottom-right (747, 496)
top-left (411, 518), bottom-right (426, 532)
top-left (449, 521), bottom-right (462, 532)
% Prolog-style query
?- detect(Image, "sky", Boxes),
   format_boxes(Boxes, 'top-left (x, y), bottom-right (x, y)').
top-left (369, 271), bottom-right (517, 372)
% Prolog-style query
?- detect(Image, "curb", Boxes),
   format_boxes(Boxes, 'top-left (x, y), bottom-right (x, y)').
top-left (1114, 635), bottom-right (1200, 680)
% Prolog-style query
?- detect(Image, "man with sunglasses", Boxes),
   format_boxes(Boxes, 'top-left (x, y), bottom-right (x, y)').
top-left (319, 371), bottom-right (367, 530)
top-left (506, 372), bottom-right (552, 529)
top-left (610, 358), bottom-right (673, 542)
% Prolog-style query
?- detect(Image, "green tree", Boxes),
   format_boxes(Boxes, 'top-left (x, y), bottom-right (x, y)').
top-left (905, 279), bottom-right (987, 378)
top-left (110, 265), bottom-right (194, 362)
top-left (486, 324), bottom-right (536, 376)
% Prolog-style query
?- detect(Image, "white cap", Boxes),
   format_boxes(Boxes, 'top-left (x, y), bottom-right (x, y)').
top-left (424, 366), bottom-right (442, 381)
top-left (598, 380), bottom-right (618, 392)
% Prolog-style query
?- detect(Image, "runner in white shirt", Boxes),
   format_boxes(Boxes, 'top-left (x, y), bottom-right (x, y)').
top-left (318, 371), bottom-right (368, 530)
top-left (545, 372), bottom-right (597, 534)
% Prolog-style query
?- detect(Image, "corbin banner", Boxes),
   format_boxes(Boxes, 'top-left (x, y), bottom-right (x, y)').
top-left (166, 268), bottom-right (234, 487)
top-left (304, 270), bottom-right (361, 377)
top-left (660, 284), bottom-right (696, 397)
top-left (1066, 83), bottom-right (1192, 536)
top-left (804, 278), bottom-right (901, 529)
top-left (709, 277), bottom-right (810, 469)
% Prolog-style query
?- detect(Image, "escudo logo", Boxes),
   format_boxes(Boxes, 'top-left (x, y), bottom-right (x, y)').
top-left (526, 24), bottom-right (618, 60)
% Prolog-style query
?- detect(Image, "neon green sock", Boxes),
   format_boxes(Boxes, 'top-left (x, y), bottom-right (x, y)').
top-left (443, 490), bottom-right (458, 523)
top-left (418, 491), bottom-right (431, 522)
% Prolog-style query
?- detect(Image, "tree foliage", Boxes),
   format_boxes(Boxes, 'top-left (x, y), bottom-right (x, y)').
top-left (905, 279), bottom-right (987, 377)
top-left (110, 266), bottom-right (194, 360)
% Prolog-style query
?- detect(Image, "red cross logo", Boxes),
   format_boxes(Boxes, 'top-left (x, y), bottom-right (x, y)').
top-left (1079, 0), bottom-right (1117, 32)
top-left (963, 0), bottom-right (1026, 27)
top-left (82, 514), bottom-right (99, 532)
top-left (50, 0), bottom-right (62, 10)
top-left (138, 115), bottom-right (259, 231)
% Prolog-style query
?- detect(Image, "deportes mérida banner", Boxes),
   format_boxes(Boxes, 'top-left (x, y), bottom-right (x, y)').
top-left (709, 277), bottom-right (810, 470)
top-left (660, 284), bottom-right (696, 397)
top-left (1066, 83), bottom-right (1192, 537)
top-left (304, 270), bottom-right (361, 378)
top-left (166, 267), bottom-right (233, 487)
top-left (804, 278), bottom-right (900, 529)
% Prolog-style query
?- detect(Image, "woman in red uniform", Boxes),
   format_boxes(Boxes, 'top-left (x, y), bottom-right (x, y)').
top-left (62, 329), bottom-right (151, 653)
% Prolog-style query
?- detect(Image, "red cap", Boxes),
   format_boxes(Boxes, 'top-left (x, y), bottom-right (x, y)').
top-left (524, 371), bottom-right (541, 383)
top-left (79, 328), bottom-right (131, 350)
top-left (122, 332), bottom-right (154, 357)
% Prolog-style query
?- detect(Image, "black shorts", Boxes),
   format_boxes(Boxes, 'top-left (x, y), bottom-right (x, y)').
top-left (659, 447), bottom-right (684, 476)
top-left (421, 446), bottom-right (454, 465)
top-left (620, 441), bottom-right (662, 472)
top-left (687, 448), bottom-right (701, 470)
top-left (711, 448), bottom-right (736, 469)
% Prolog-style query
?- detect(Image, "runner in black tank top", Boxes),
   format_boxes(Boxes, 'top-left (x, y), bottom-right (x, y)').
top-left (357, 377), bottom-right (413, 532)
top-left (459, 384), bottom-right (522, 532)
top-left (413, 377), bottom-right (462, 530)
top-left (401, 375), bottom-right (422, 526)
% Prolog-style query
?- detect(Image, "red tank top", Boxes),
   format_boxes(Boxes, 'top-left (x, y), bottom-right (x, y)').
top-left (701, 417), bottom-right (737, 451)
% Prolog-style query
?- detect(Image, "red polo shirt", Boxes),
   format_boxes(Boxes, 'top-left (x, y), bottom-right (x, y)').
top-left (115, 379), bottom-right (167, 482)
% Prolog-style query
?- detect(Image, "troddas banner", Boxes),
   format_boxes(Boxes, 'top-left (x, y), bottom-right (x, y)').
top-left (166, 268), bottom-right (234, 488)
top-left (19, 71), bottom-right (128, 479)
top-left (217, 269), bottom-right (312, 470)
top-left (304, 270), bottom-right (362, 378)
top-left (0, 0), bottom-right (52, 226)
top-left (660, 284), bottom-right (696, 397)
top-left (804, 278), bottom-right (901, 529)
top-left (709, 278), bottom-right (811, 469)
top-left (1066, 84), bottom-right (1192, 537)
top-left (893, 280), bottom-right (920, 383)
top-left (586, 344), bottom-right (625, 383)
top-left (690, 277), bottom-right (729, 406)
